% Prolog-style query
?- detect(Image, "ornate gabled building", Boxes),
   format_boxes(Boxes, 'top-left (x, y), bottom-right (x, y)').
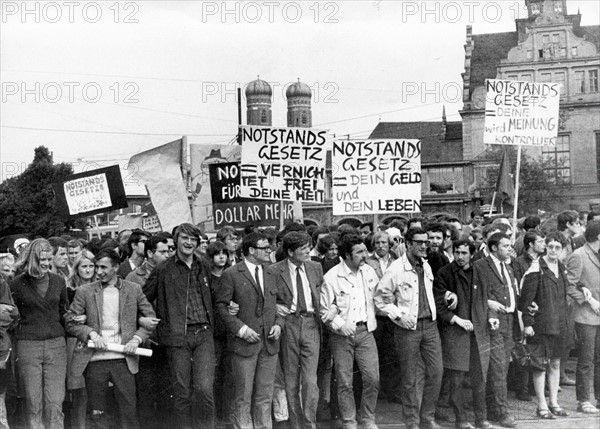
top-left (461, 0), bottom-right (600, 210)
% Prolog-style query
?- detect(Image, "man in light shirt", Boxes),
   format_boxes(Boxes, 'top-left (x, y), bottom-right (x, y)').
top-left (320, 233), bottom-right (380, 429)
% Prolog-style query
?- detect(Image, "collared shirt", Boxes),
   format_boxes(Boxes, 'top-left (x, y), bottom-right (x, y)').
top-left (287, 260), bottom-right (314, 312)
top-left (332, 260), bottom-right (368, 328)
top-left (489, 254), bottom-right (515, 313)
top-left (244, 259), bottom-right (263, 294)
top-left (407, 252), bottom-right (432, 319)
top-left (375, 253), bottom-right (392, 276)
top-left (174, 255), bottom-right (209, 325)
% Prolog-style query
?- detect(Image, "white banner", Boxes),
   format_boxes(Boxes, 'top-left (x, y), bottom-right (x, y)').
top-left (332, 139), bottom-right (421, 215)
top-left (64, 173), bottom-right (112, 215)
top-left (483, 79), bottom-right (560, 146)
top-left (240, 126), bottom-right (328, 203)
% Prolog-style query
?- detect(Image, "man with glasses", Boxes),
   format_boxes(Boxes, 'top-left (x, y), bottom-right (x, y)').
top-left (117, 229), bottom-right (151, 279)
top-left (216, 232), bottom-right (284, 429)
top-left (272, 231), bottom-right (323, 429)
top-left (375, 227), bottom-right (443, 429)
top-left (144, 223), bottom-right (216, 429)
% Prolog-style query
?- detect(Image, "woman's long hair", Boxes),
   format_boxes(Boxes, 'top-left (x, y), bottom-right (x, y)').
top-left (14, 238), bottom-right (53, 279)
top-left (68, 250), bottom-right (97, 289)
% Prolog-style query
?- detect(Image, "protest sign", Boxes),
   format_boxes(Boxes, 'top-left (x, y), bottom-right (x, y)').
top-left (142, 215), bottom-right (162, 233)
top-left (239, 126), bottom-right (328, 203)
top-left (332, 140), bottom-right (421, 215)
top-left (54, 165), bottom-right (128, 217)
top-left (483, 79), bottom-right (560, 146)
top-left (189, 144), bottom-right (242, 232)
top-left (209, 162), bottom-right (293, 229)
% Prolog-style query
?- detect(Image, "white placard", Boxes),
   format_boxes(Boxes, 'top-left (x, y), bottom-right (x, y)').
top-left (63, 173), bottom-right (112, 215)
top-left (484, 79), bottom-right (560, 146)
top-left (332, 139), bottom-right (421, 215)
top-left (240, 126), bottom-right (328, 203)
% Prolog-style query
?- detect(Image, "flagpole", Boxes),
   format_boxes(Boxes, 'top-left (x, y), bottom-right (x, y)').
top-left (489, 192), bottom-right (496, 216)
top-left (512, 145), bottom-right (522, 243)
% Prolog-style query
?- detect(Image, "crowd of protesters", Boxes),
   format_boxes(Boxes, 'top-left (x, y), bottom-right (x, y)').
top-left (0, 208), bottom-right (599, 429)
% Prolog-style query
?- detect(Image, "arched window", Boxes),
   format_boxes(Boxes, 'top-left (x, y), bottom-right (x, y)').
top-left (301, 113), bottom-right (307, 125)
top-left (261, 110), bottom-right (267, 124)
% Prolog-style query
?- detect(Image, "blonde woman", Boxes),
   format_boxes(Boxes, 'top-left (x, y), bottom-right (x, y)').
top-left (10, 238), bottom-right (69, 429)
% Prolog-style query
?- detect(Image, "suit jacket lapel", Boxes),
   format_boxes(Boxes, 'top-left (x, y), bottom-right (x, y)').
top-left (306, 264), bottom-right (320, 311)
top-left (280, 263), bottom-right (294, 296)
top-left (584, 245), bottom-right (600, 270)
top-left (486, 256), bottom-right (504, 284)
top-left (94, 284), bottom-right (104, 331)
top-left (241, 261), bottom-right (262, 296)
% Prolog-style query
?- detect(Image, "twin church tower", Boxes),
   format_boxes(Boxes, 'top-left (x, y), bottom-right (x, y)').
top-left (245, 77), bottom-right (313, 128)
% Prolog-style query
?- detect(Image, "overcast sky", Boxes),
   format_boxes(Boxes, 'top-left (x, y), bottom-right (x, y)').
top-left (1, 0), bottom-right (598, 186)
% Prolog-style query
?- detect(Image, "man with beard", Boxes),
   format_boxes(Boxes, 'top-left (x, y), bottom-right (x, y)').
top-left (434, 240), bottom-right (492, 429)
top-left (321, 234), bottom-right (380, 429)
top-left (426, 223), bottom-right (450, 277)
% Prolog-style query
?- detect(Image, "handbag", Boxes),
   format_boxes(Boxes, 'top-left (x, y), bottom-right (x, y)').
top-left (512, 338), bottom-right (547, 371)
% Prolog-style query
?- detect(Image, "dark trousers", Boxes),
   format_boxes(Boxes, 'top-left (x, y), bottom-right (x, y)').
top-left (85, 359), bottom-right (138, 429)
top-left (231, 340), bottom-right (278, 429)
top-left (447, 336), bottom-right (487, 424)
top-left (394, 318), bottom-right (443, 426)
top-left (281, 314), bottom-right (320, 429)
top-left (486, 313), bottom-right (513, 420)
top-left (166, 325), bottom-right (215, 429)
top-left (574, 323), bottom-right (600, 402)
top-left (374, 317), bottom-right (402, 400)
top-left (136, 345), bottom-right (169, 429)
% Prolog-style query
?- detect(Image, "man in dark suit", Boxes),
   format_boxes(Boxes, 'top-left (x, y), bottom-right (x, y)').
top-left (434, 239), bottom-right (492, 429)
top-left (66, 249), bottom-right (156, 429)
top-left (472, 232), bottom-right (518, 428)
top-left (273, 231), bottom-right (323, 429)
top-left (216, 232), bottom-right (284, 429)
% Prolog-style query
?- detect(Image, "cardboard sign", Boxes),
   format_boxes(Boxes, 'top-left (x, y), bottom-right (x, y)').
top-left (54, 165), bottom-right (127, 217)
top-left (332, 139), bottom-right (422, 215)
top-left (240, 126), bottom-right (328, 202)
top-left (484, 79), bottom-right (560, 146)
top-left (210, 162), bottom-right (293, 229)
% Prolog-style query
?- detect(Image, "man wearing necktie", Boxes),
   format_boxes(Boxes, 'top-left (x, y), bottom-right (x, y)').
top-left (216, 232), bottom-right (284, 429)
top-left (472, 232), bottom-right (518, 428)
top-left (273, 232), bottom-right (324, 429)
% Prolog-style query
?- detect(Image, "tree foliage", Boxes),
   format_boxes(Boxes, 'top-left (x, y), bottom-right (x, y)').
top-left (480, 145), bottom-right (563, 216)
top-left (0, 146), bottom-right (82, 237)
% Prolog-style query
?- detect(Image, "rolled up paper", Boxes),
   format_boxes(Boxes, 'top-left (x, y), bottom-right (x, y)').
top-left (87, 341), bottom-right (153, 357)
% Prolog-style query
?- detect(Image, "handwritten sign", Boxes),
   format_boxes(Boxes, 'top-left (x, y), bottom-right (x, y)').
top-left (63, 173), bottom-right (112, 215)
top-left (484, 79), bottom-right (560, 146)
top-left (142, 215), bottom-right (162, 233)
top-left (332, 140), bottom-right (422, 215)
top-left (210, 162), bottom-right (293, 229)
top-left (240, 126), bottom-right (328, 202)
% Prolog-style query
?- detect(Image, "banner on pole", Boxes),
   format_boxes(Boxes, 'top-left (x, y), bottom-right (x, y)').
top-left (240, 126), bottom-right (328, 203)
top-left (483, 79), bottom-right (560, 146)
top-left (332, 139), bottom-right (422, 215)
top-left (209, 162), bottom-right (293, 229)
top-left (54, 165), bottom-right (128, 217)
